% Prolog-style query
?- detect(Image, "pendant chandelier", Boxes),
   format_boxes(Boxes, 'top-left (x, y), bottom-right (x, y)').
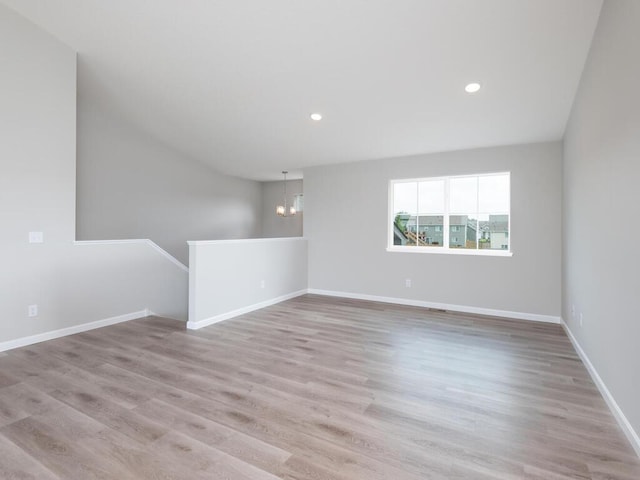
top-left (276, 171), bottom-right (296, 217)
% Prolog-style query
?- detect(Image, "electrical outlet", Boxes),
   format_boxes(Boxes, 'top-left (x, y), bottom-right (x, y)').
top-left (260, 280), bottom-right (265, 289)
top-left (405, 278), bottom-right (412, 288)
top-left (29, 231), bottom-right (44, 244)
top-left (579, 313), bottom-right (583, 327)
top-left (28, 304), bottom-right (38, 317)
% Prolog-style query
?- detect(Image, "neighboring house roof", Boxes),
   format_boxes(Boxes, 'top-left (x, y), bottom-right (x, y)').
top-left (406, 215), bottom-right (478, 230)
top-left (480, 214), bottom-right (509, 233)
top-left (406, 216), bottom-right (442, 227)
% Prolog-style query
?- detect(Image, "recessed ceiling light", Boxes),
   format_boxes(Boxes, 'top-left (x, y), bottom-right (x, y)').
top-left (310, 113), bottom-right (322, 121)
top-left (465, 83), bottom-right (481, 94)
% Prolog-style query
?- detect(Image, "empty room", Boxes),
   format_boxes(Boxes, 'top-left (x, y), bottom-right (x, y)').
top-left (1, 0), bottom-right (639, 479)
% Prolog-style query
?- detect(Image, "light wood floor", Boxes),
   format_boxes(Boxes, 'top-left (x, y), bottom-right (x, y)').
top-left (1, 295), bottom-right (639, 479)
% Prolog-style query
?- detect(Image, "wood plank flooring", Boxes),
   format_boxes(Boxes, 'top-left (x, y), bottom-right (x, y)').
top-left (1, 294), bottom-right (639, 479)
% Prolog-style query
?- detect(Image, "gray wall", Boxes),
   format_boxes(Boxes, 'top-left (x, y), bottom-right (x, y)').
top-left (76, 102), bottom-right (263, 265)
top-left (188, 238), bottom-right (307, 328)
top-left (304, 142), bottom-right (562, 318)
top-left (563, 0), bottom-right (640, 437)
top-left (261, 179), bottom-right (303, 238)
top-left (0, 5), bottom-right (188, 346)
top-left (0, 4), bottom-right (76, 341)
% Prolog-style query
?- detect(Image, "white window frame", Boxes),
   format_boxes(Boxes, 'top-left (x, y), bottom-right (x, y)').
top-left (387, 172), bottom-right (512, 257)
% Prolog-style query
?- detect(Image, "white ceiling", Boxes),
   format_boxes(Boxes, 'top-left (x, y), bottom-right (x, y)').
top-left (2, 0), bottom-right (603, 180)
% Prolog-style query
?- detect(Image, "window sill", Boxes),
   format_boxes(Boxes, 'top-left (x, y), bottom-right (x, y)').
top-left (386, 246), bottom-right (513, 257)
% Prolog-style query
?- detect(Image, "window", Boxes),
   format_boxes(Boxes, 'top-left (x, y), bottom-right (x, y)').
top-left (389, 172), bottom-right (511, 255)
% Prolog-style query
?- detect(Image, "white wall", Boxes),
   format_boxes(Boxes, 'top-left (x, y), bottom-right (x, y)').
top-left (304, 142), bottom-right (562, 320)
top-left (0, 4), bottom-right (187, 348)
top-left (188, 238), bottom-right (307, 329)
top-left (76, 102), bottom-right (263, 266)
top-left (261, 179), bottom-right (303, 238)
top-left (563, 0), bottom-right (640, 448)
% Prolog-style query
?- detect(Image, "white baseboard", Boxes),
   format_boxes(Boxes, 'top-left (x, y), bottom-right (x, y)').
top-left (561, 319), bottom-right (640, 458)
top-left (186, 290), bottom-right (308, 330)
top-left (307, 289), bottom-right (561, 324)
top-left (0, 309), bottom-right (150, 353)
top-left (147, 311), bottom-right (187, 323)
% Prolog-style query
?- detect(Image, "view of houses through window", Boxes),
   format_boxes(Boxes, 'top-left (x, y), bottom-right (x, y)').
top-left (390, 173), bottom-right (510, 252)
